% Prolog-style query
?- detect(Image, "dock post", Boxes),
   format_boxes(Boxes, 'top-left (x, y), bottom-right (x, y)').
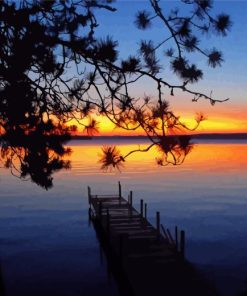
top-left (180, 230), bottom-right (185, 259)
top-left (156, 211), bottom-right (160, 239)
top-left (118, 181), bottom-right (122, 199)
top-left (175, 226), bottom-right (178, 251)
top-left (140, 199), bottom-right (144, 217)
top-left (144, 203), bottom-right (147, 219)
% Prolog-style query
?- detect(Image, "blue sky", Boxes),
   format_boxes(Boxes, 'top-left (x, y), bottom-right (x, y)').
top-left (89, 1), bottom-right (247, 133)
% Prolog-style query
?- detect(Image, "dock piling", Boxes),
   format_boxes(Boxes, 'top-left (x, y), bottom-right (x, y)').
top-left (118, 181), bottom-right (122, 199)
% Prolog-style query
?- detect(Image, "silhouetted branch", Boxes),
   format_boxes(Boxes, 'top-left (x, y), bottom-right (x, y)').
top-left (0, 0), bottom-right (231, 185)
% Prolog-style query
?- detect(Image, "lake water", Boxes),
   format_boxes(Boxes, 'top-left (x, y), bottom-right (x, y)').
top-left (0, 138), bottom-right (247, 296)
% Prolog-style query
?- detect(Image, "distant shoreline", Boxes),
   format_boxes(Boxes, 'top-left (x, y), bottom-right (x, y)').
top-left (72, 133), bottom-right (247, 140)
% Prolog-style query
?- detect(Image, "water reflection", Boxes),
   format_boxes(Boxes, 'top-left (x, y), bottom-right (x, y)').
top-left (67, 139), bottom-right (247, 295)
top-left (98, 136), bottom-right (194, 171)
top-left (0, 125), bottom-right (71, 189)
top-left (68, 138), bottom-right (247, 175)
top-left (0, 139), bottom-right (247, 295)
top-left (1, 126), bottom-right (195, 188)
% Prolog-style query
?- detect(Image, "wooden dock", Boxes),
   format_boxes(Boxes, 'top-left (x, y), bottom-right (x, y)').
top-left (88, 182), bottom-right (216, 296)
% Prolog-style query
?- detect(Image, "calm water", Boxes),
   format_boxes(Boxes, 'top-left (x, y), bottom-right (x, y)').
top-left (0, 138), bottom-right (247, 296)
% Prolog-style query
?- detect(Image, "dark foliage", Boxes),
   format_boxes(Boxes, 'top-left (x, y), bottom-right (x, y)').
top-left (208, 49), bottom-right (223, 68)
top-left (214, 14), bottom-right (232, 36)
top-left (0, 0), bottom-right (231, 186)
top-left (135, 10), bottom-right (152, 29)
top-left (0, 121), bottom-right (72, 189)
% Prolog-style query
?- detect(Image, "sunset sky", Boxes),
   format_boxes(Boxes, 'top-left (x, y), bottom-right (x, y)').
top-left (75, 1), bottom-right (247, 136)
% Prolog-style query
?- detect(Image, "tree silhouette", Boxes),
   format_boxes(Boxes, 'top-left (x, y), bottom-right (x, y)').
top-left (0, 120), bottom-right (72, 189)
top-left (0, 0), bottom-right (231, 186)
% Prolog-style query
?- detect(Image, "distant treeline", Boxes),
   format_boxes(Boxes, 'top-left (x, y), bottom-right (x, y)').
top-left (71, 133), bottom-right (247, 140)
top-left (1, 134), bottom-right (246, 142)
top-left (191, 133), bottom-right (247, 139)
top-left (71, 135), bottom-right (93, 140)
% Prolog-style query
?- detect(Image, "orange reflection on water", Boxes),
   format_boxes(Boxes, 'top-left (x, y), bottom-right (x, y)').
top-left (185, 142), bottom-right (247, 172)
top-left (68, 140), bottom-right (247, 175)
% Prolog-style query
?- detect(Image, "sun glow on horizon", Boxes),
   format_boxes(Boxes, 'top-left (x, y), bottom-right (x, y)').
top-left (68, 112), bottom-right (247, 136)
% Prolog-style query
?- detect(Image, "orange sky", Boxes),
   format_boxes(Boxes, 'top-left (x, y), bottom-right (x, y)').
top-left (69, 107), bottom-right (247, 136)
top-left (66, 79), bottom-right (247, 136)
